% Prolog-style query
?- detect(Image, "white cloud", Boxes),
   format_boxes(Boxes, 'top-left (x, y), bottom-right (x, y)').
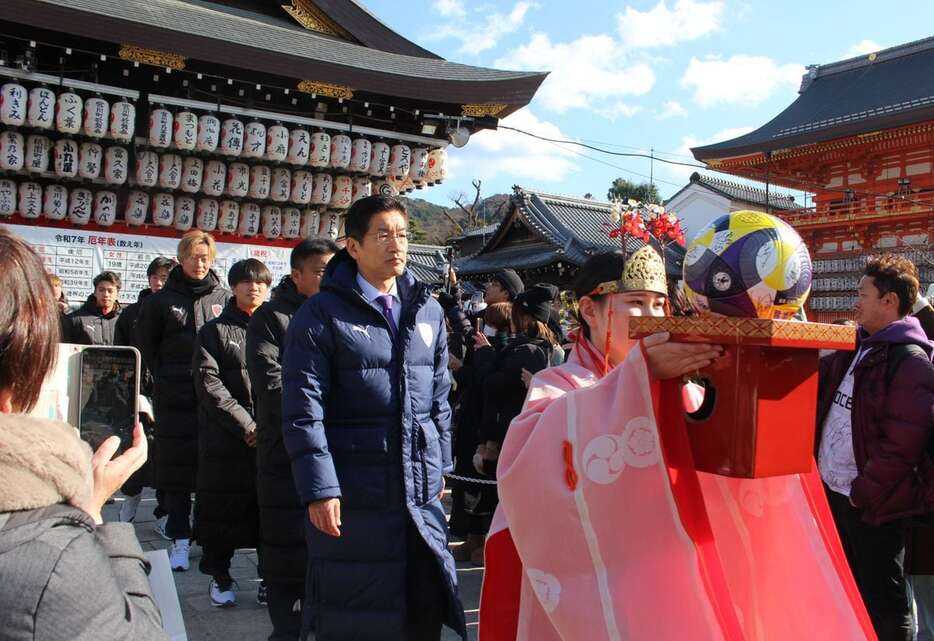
top-left (447, 109), bottom-right (579, 184)
top-left (434, 0), bottom-right (466, 18)
top-left (495, 33), bottom-right (655, 113)
top-left (660, 126), bottom-right (754, 185)
top-left (680, 54), bottom-right (805, 107)
top-left (656, 100), bottom-right (688, 119)
top-left (597, 102), bottom-right (642, 121)
top-left (428, 1), bottom-right (536, 56)
top-left (617, 0), bottom-right (724, 49)
top-left (844, 39), bottom-right (882, 58)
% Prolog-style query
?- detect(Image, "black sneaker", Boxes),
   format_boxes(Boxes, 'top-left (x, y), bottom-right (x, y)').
top-left (256, 581), bottom-right (268, 606)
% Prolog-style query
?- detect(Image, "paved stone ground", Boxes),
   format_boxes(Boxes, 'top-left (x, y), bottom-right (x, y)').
top-left (104, 491), bottom-right (482, 641)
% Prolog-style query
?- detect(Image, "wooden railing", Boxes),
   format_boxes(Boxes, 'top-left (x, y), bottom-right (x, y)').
top-left (777, 192), bottom-right (934, 228)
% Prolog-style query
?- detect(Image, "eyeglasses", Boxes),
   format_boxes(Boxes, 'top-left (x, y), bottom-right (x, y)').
top-left (368, 229), bottom-right (409, 244)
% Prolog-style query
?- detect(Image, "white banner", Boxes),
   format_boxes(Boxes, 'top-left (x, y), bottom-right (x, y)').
top-left (4, 223), bottom-right (293, 305)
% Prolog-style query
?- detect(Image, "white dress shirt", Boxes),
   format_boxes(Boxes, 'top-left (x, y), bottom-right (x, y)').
top-left (356, 273), bottom-right (401, 328)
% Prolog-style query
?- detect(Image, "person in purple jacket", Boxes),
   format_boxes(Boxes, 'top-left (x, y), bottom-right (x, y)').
top-left (817, 254), bottom-right (934, 641)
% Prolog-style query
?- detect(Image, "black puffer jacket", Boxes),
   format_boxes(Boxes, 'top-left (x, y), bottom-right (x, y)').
top-left (63, 296), bottom-right (121, 345)
top-left (193, 299), bottom-right (259, 549)
top-left (245, 276), bottom-right (307, 584)
top-left (115, 289), bottom-right (154, 395)
top-left (136, 266), bottom-right (229, 492)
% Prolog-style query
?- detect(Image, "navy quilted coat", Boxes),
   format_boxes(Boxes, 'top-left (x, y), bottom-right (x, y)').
top-left (282, 250), bottom-right (466, 641)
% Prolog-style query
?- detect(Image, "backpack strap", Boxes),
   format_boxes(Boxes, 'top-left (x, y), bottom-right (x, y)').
top-left (885, 343), bottom-right (927, 387)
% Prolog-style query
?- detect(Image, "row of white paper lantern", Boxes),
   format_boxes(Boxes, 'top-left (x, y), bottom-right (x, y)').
top-left (0, 83), bottom-right (136, 140)
top-left (0, 131), bottom-right (130, 183)
top-left (0, 178), bottom-right (344, 239)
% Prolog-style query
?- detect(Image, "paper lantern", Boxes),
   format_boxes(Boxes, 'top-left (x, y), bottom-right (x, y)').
top-left (27, 87), bottom-right (56, 129)
top-left (124, 191), bottom-right (149, 226)
top-left (301, 208), bottom-right (320, 237)
top-left (151, 193), bottom-right (174, 227)
top-left (148, 107), bottom-right (173, 148)
top-left (174, 196), bottom-right (195, 231)
top-left (322, 210), bottom-right (340, 239)
top-left (282, 207), bottom-right (302, 239)
top-left (266, 125), bottom-right (289, 162)
top-left (239, 202), bottom-right (261, 236)
top-left (371, 179), bottom-right (397, 198)
top-left (309, 132), bottom-right (330, 168)
top-left (68, 188), bottom-right (93, 225)
top-left (197, 114), bottom-right (221, 152)
top-left (0, 180), bottom-right (15, 216)
top-left (226, 162), bottom-right (250, 198)
top-left (216, 200), bottom-right (238, 234)
top-left (173, 111), bottom-right (198, 151)
top-left (43, 184), bottom-right (68, 221)
top-left (78, 142), bottom-right (103, 179)
top-left (427, 148), bottom-right (448, 184)
top-left (157, 154), bottom-right (182, 189)
top-left (180, 156), bottom-right (204, 193)
top-left (202, 160), bottom-right (227, 197)
top-left (93, 190), bottom-right (118, 226)
top-left (389, 144), bottom-right (411, 180)
top-left (262, 205), bottom-right (282, 239)
top-left (287, 128), bottom-right (311, 165)
top-left (387, 174), bottom-right (407, 196)
top-left (330, 134), bottom-right (352, 170)
top-left (351, 177), bottom-right (372, 204)
top-left (109, 100), bottom-right (136, 142)
top-left (18, 182), bottom-right (42, 219)
top-left (311, 173), bottom-right (332, 205)
top-left (55, 92), bottom-right (83, 134)
top-left (368, 142), bottom-right (390, 177)
top-left (197, 198), bottom-right (221, 232)
top-left (134, 150), bottom-right (159, 187)
top-left (243, 121), bottom-right (267, 159)
top-left (271, 168), bottom-right (292, 203)
top-left (0, 83), bottom-right (27, 126)
top-left (249, 165), bottom-right (271, 199)
top-left (102, 146), bottom-right (129, 185)
top-left (400, 176), bottom-right (416, 195)
top-left (83, 97), bottom-right (110, 138)
top-left (350, 138), bottom-right (372, 173)
top-left (53, 138), bottom-right (78, 178)
top-left (410, 147), bottom-right (430, 184)
top-left (219, 118), bottom-right (245, 156)
top-left (25, 135), bottom-right (51, 174)
top-left (331, 175), bottom-right (353, 210)
top-left (0, 131), bottom-right (24, 171)
top-left (290, 170), bottom-right (313, 205)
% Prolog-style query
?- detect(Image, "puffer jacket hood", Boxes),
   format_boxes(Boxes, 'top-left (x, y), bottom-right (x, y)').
top-left (270, 276), bottom-right (305, 308)
top-left (164, 264), bottom-right (222, 298)
top-left (860, 315), bottom-right (934, 357)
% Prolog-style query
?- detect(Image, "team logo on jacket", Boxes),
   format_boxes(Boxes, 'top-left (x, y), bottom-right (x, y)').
top-left (170, 305), bottom-right (185, 320)
top-left (417, 322), bottom-right (434, 348)
top-left (212, 304), bottom-right (223, 318)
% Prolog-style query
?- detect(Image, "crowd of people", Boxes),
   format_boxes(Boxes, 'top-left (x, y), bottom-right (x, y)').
top-left (0, 193), bottom-right (931, 641)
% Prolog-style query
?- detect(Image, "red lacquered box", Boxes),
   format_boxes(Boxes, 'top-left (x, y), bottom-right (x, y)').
top-left (630, 317), bottom-right (856, 478)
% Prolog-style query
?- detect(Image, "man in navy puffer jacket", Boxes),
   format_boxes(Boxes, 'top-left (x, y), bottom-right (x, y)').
top-left (282, 195), bottom-right (466, 641)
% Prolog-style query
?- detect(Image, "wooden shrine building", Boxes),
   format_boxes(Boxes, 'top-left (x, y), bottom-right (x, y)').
top-left (692, 36), bottom-right (934, 322)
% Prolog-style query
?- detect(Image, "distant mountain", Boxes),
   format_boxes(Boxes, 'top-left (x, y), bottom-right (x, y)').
top-left (402, 193), bottom-right (511, 245)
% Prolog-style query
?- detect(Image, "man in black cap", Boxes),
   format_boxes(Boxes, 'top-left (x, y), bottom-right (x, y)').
top-left (485, 269), bottom-right (524, 305)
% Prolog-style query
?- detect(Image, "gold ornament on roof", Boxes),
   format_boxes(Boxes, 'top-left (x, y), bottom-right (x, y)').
top-left (281, 1), bottom-right (340, 36)
top-left (118, 45), bottom-right (187, 70)
top-left (461, 103), bottom-right (508, 118)
top-left (589, 245), bottom-right (668, 297)
top-left (296, 80), bottom-right (354, 99)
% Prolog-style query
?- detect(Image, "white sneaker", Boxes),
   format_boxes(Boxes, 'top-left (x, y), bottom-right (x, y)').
top-left (153, 516), bottom-right (170, 540)
top-left (169, 539), bottom-right (191, 572)
top-left (119, 494), bottom-right (142, 523)
top-left (209, 579), bottom-right (236, 608)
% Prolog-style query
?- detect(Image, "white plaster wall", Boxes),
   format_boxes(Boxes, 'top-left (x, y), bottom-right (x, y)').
top-left (666, 185), bottom-right (732, 244)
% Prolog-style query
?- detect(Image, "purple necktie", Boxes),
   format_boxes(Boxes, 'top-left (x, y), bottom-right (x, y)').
top-left (376, 294), bottom-right (398, 336)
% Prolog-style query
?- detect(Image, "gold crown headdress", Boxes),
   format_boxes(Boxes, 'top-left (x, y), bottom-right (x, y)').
top-left (588, 245), bottom-right (668, 297)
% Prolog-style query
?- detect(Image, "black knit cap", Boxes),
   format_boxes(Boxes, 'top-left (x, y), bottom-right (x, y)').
top-left (514, 284), bottom-right (555, 324)
top-left (493, 269), bottom-right (524, 300)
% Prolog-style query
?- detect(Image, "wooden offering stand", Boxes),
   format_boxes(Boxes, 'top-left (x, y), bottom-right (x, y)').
top-left (630, 317), bottom-right (856, 478)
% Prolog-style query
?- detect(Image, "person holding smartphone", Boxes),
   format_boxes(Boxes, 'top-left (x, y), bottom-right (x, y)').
top-left (0, 228), bottom-right (167, 641)
top-left (193, 259), bottom-right (270, 608)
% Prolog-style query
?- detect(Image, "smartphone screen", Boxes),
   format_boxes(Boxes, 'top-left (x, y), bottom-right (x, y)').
top-left (77, 346), bottom-right (140, 453)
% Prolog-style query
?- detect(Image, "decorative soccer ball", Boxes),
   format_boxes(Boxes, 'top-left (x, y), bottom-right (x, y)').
top-left (683, 210), bottom-right (812, 319)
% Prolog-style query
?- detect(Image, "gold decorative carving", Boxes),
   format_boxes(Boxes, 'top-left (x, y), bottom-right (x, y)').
top-left (118, 45), bottom-right (187, 70)
top-left (282, 2), bottom-right (339, 36)
top-left (461, 103), bottom-right (509, 118)
top-left (296, 80), bottom-right (354, 99)
top-left (629, 316), bottom-right (856, 349)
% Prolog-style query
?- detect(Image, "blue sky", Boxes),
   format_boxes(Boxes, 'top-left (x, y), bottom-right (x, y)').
top-left (361, 0), bottom-right (934, 208)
